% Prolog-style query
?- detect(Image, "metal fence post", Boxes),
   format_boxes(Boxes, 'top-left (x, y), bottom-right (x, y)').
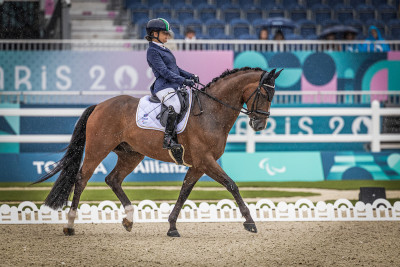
top-left (371, 100), bottom-right (380, 152)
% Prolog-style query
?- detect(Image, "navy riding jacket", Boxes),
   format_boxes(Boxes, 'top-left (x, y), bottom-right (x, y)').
top-left (147, 42), bottom-right (193, 95)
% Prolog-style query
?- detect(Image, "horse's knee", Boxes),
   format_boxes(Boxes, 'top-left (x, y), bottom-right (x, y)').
top-left (168, 213), bottom-right (178, 223)
top-left (225, 179), bottom-right (239, 194)
top-left (105, 175), bottom-right (117, 188)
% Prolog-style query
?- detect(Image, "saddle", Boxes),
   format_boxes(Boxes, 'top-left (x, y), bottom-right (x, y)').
top-left (149, 88), bottom-right (190, 127)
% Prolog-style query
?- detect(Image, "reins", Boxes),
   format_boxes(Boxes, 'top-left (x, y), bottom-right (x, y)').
top-left (190, 72), bottom-right (274, 117)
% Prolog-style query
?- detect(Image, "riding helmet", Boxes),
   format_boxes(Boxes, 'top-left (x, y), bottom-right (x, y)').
top-left (145, 18), bottom-right (172, 41)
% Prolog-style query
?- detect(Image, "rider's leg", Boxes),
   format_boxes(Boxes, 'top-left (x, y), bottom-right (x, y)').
top-left (156, 88), bottom-right (182, 149)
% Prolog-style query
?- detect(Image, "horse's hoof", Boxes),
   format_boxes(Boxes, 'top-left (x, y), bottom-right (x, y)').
top-left (243, 223), bottom-right (258, 233)
top-left (122, 218), bottom-right (133, 232)
top-left (167, 229), bottom-right (180, 237)
top-left (63, 227), bottom-right (75, 236)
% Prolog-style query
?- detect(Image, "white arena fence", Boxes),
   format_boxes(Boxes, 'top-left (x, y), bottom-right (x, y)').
top-left (1, 39), bottom-right (400, 52)
top-left (0, 199), bottom-right (399, 224)
top-left (0, 100), bottom-right (399, 152)
top-left (2, 90), bottom-right (400, 105)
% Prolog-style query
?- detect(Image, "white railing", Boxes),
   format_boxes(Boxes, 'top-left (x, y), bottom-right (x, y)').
top-left (1, 199), bottom-right (399, 224)
top-left (0, 100), bottom-right (399, 152)
top-left (2, 90), bottom-right (400, 105)
top-left (1, 39), bottom-right (399, 52)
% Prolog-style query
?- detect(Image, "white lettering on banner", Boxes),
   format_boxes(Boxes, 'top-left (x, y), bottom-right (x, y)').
top-left (41, 66), bottom-right (47, 90)
top-left (298, 116), bottom-right (313, 135)
top-left (133, 160), bottom-right (187, 174)
top-left (0, 67), bottom-right (4, 90)
top-left (44, 161), bottom-right (56, 173)
top-left (258, 158), bottom-right (286, 176)
top-left (15, 66), bottom-right (32, 90)
top-left (94, 163), bottom-right (107, 174)
top-left (89, 65), bottom-right (106, 90)
top-left (114, 65), bottom-right (138, 90)
top-left (352, 116), bottom-right (372, 134)
top-left (33, 161), bottom-right (45, 174)
top-left (236, 116), bottom-right (371, 136)
top-left (56, 66), bottom-right (72, 90)
top-left (329, 116), bottom-right (344, 135)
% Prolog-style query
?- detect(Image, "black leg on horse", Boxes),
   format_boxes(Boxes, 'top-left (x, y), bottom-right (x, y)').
top-left (167, 167), bottom-right (204, 237)
top-left (105, 151), bottom-right (144, 232)
top-left (63, 171), bottom-right (87, 236)
top-left (204, 158), bottom-right (257, 233)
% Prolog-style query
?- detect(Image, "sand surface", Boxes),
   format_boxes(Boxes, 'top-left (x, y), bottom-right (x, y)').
top-left (1, 221), bottom-right (399, 266)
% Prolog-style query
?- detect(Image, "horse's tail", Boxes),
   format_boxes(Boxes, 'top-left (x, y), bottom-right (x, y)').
top-left (32, 105), bottom-right (97, 210)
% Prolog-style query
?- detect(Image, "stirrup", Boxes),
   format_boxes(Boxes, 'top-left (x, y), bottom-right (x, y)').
top-left (168, 144), bottom-right (192, 167)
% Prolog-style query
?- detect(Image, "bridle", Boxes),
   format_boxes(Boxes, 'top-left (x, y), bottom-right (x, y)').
top-left (193, 71), bottom-right (275, 117)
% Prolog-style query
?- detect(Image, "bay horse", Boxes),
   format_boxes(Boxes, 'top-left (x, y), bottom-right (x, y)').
top-left (34, 67), bottom-right (282, 237)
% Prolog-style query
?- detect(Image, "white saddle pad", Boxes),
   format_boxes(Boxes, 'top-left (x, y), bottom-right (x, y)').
top-left (136, 89), bottom-right (192, 134)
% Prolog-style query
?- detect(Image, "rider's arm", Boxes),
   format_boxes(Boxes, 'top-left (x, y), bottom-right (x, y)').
top-left (147, 49), bottom-right (185, 85)
top-left (178, 68), bottom-right (193, 79)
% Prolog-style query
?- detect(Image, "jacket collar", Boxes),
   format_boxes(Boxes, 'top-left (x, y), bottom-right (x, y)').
top-left (149, 41), bottom-right (170, 52)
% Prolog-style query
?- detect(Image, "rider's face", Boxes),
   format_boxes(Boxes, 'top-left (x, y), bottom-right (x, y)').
top-left (154, 31), bottom-right (169, 43)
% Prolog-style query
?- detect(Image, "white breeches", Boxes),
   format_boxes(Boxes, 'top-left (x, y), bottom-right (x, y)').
top-left (156, 88), bottom-right (181, 114)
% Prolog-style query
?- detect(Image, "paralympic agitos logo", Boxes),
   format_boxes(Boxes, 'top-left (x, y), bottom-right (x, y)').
top-left (258, 158), bottom-right (286, 176)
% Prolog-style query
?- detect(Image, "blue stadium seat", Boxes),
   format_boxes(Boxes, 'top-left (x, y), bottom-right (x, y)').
top-left (311, 4), bottom-right (332, 24)
top-left (334, 4), bottom-right (354, 23)
top-left (196, 33), bottom-right (210, 39)
top-left (305, 34), bottom-right (318, 40)
top-left (169, 0), bottom-right (186, 8)
top-left (347, 19), bottom-right (365, 37)
top-left (131, 5), bottom-right (149, 23)
top-left (366, 19), bottom-right (386, 37)
top-left (259, 0), bottom-right (277, 8)
top-left (175, 5), bottom-right (195, 22)
top-left (214, 33), bottom-right (234, 39)
top-left (388, 19), bottom-right (400, 40)
top-left (357, 4), bottom-right (376, 22)
top-left (168, 19), bottom-right (182, 36)
top-left (268, 5), bottom-right (285, 18)
top-left (215, 0), bottom-right (233, 8)
top-left (198, 4), bottom-right (218, 22)
top-left (152, 4), bottom-right (172, 21)
top-left (230, 18), bottom-right (251, 38)
top-left (238, 34), bottom-right (258, 40)
top-left (281, 0), bottom-right (299, 7)
top-left (348, 0), bottom-right (367, 8)
top-left (298, 19), bottom-right (317, 37)
top-left (371, 0), bottom-right (389, 7)
top-left (137, 18), bottom-right (149, 38)
top-left (304, 0), bottom-right (323, 7)
top-left (147, 0), bottom-right (164, 6)
top-left (321, 19), bottom-right (340, 29)
top-left (206, 19), bottom-right (226, 38)
top-left (192, 0), bottom-right (209, 7)
top-left (221, 4), bottom-right (242, 23)
top-left (325, 0), bottom-right (346, 7)
top-left (124, 0), bottom-right (142, 9)
top-left (378, 4), bottom-right (398, 23)
top-left (238, 0), bottom-right (256, 8)
top-left (244, 7), bottom-right (263, 23)
top-left (285, 33), bottom-right (302, 40)
top-left (289, 5), bottom-right (308, 22)
top-left (183, 18), bottom-right (203, 35)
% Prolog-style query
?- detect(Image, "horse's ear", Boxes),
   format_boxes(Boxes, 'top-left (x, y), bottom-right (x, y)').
top-left (266, 69), bottom-right (276, 80)
top-left (274, 69), bottom-right (283, 79)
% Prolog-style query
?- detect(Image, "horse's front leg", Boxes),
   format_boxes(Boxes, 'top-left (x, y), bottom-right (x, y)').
top-left (203, 157), bottom-right (257, 233)
top-left (168, 167), bottom-right (203, 237)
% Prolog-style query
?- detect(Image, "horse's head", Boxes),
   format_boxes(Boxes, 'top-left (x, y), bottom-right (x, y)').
top-left (246, 68), bottom-right (283, 131)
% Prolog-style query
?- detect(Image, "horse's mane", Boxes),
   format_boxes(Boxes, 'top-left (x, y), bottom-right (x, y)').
top-left (204, 67), bottom-right (264, 89)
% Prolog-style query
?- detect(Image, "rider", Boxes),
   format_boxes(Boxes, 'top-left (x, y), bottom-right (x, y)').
top-left (145, 18), bottom-right (199, 165)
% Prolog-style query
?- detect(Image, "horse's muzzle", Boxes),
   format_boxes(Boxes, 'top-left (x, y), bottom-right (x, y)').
top-left (249, 118), bottom-right (267, 132)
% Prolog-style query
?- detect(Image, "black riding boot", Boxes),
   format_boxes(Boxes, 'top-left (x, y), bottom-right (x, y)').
top-left (163, 106), bottom-right (184, 165)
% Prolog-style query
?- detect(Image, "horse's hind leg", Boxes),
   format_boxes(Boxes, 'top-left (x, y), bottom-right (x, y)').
top-left (105, 150), bottom-right (144, 232)
top-left (167, 167), bottom-right (204, 237)
top-left (202, 157), bottom-right (257, 233)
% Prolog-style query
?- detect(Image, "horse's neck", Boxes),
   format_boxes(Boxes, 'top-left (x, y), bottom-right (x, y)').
top-left (201, 71), bottom-right (260, 134)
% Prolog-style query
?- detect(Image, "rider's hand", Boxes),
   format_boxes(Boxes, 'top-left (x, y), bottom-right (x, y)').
top-left (192, 75), bottom-right (199, 83)
top-left (183, 79), bottom-right (195, 87)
